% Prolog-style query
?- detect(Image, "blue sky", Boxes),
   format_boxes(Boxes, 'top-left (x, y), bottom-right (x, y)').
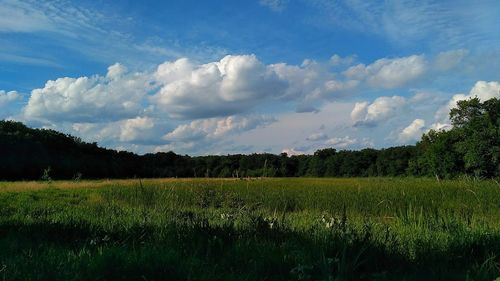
top-left (1, 0), bottom-right (499, 155)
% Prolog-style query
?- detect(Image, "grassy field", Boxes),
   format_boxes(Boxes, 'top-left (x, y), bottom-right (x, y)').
top-left (0, 178), bottom-right (499, 280)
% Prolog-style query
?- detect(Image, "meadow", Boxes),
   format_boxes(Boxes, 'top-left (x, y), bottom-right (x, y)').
top-left (0, 178), bottom-right (499, 280)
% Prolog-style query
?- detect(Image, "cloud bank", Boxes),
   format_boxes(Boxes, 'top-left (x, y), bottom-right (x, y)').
top-left (9, 50), bottom-right (497, 154)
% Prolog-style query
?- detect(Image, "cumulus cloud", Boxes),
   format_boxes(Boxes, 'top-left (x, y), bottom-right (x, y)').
top-left (119, 117), bottom-right (155, 142)
top-left (0, 90), bottom-right (21, 119)
top-left (21, 52), bottom-right (454, 128)
top-left (15, 51), bottom-right (485, 154)
top-left (351, 96), bottom-right (406, 127)
top-left (398, 119), bottom-right (425, 143)
top-left (153, 55), bottom-right (288, 119)
top-left (350, 101), bottom-right (369, 124)
top-left (153, 115), bottom-right (276, 154)
top-left (24, 63), bottom-right (153, 123)
top-left (71, 116), bottom-right (160, 144)
top-left (20, 55), bottom-right (357, 153)
top-left (343, 55), bottom-right (427, 89)
top-left (106, 63), bottom-right (128, 79)
top-left (163, 115), bottom-right (276, 142)
top-left (268, 60), bottom-right (326, 100)
top-left (0, 90), bottom-right (20, 106)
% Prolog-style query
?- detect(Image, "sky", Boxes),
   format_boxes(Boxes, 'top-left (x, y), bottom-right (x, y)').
top-left (1, 0), bottom-right (499, 155)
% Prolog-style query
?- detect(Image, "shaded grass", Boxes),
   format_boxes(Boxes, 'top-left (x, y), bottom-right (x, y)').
top-left (0, 178), bottom-right (499, 280)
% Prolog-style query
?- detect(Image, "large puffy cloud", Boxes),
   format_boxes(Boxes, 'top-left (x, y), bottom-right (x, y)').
top-left (24, 63), bottom-right (153, 123)
top-left (15, 51), bottom-right (485, 154)
top-left (21, 52), bottom-right (456, 126)
top-left (351, 96), bottom-right (406, 127)
top-left (152, 55), bottom-right (288, 119)
top-left (398, 119), bottom-right (425, 143)
top-left (343, 55), bottom-right (427, 89)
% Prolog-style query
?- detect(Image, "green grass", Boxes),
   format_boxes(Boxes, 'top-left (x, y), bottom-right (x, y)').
top-left (0, 178), bottom-right (499, 280)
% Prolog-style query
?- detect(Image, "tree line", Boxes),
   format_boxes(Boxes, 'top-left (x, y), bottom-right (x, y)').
top-left (1, 97), bottom-right (498, 180)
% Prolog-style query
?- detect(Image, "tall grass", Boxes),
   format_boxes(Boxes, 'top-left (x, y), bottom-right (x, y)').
top-left (0, 178), bottom-right (499, 280)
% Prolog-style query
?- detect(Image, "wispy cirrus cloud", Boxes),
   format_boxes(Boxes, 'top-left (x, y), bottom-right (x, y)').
top-left (0, 0), bottom-right (221, 68)
top-left (305, 0), bottom-right (500, 50)
top-left (259, 0), bottom-right (289, 12)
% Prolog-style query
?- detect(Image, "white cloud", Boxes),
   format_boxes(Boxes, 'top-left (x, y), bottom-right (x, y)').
top-left (153, 55), bottom-right (288, 119)
top-left (0, 90), bottom-right (21, 119)
top-left (0, 90), bottom-right (20, 106)
top-left (466, 80), bottom-right (500, 101)
top-left (15, 51), bottom-right (492, 155)
top-left (350, 101), bottom-right (368, 124)
top-left (351, 96), bottom-right (406, 127)
top-left (343, 55), bottom-right (427, 89)
top-left (398, 119), bottom-right (425, 143)
top-left (119, 117), bottom-right (155, 142)
top-left (259, 0), bottom-right (288, 12)
top-left (106, 63), bottom-right (128, 79)
top-left (23, 64), bottom-right (153, 123)
top-left (163, 115), bottom-right (276, 143)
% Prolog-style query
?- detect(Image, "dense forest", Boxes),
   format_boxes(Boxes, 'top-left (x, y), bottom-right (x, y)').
top-left (1, 97), bottom-right (498, 180)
